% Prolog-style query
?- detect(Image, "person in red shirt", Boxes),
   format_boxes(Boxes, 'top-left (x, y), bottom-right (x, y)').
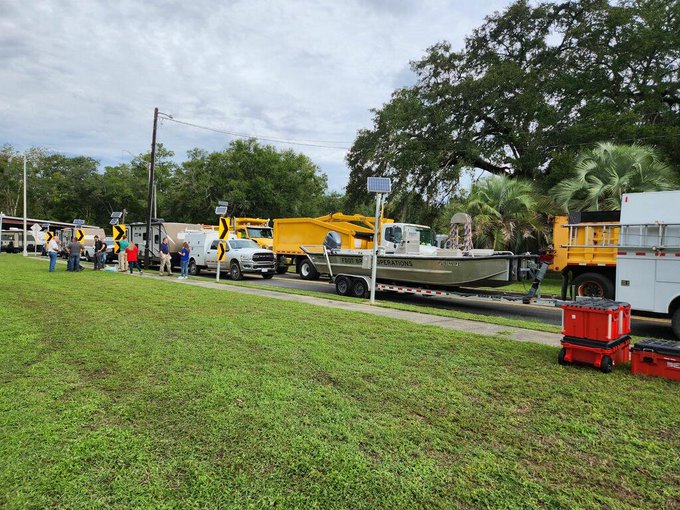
top-left (126, 243), bottom-right (143, 275)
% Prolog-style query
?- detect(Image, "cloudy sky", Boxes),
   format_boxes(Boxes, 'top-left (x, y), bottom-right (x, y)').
top-left (1, 0), bottom-right (513, 192)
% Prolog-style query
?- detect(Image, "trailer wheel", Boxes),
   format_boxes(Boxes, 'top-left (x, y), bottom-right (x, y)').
top-left (558, 348), bottom-right (567, 365)
top-left (671, 307), bottom-right (680, 340)
top-left (572, 273), bottom-right (614, 300)
top-left (350, 278), bottom-right (368, 299)
top-left (299, 259), bottom-right (319, 280)
top-left (188, 259), bottom-right (200, 276)
top-left (230, 261), bottom-right (243, 280)
top-left (600, 355), bottom-right (613, 374)
top-left (335, 276), bottom-right (351, 296)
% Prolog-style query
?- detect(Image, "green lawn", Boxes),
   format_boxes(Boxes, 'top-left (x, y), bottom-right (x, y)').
top-left (1, 257), bottom-right (678, 509)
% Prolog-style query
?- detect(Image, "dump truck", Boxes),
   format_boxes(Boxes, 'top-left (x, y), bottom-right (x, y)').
top-left (550, 210), bottom-right (621, 299)
top-left (230, 217), bottom-right (273, 250)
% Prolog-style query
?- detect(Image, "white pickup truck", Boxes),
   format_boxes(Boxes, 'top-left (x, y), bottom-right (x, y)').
top-left (184, 230), bottom-right (276, 279)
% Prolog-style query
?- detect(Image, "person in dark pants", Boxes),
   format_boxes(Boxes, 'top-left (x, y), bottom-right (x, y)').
top-left (92, 235), bottom-right (103, 270)
top-left (126, 243), bottom-right (143, 274)
top-left (98, 239), bottom-right (108, 269)
top-left (67, 237), bottom-right (83, 272)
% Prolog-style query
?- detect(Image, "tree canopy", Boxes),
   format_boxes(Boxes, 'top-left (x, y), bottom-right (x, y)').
top-left (0, 140), bottom-right (337, 229)
top-left (346, 0), bottom-right (680, 222)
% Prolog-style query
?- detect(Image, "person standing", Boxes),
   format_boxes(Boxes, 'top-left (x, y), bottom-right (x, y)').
top-left (92, 235), bottom-right (103, 270)
top-left (126, 243), bottom-right (143, 275)
top-left (179, 242), bottom-right (190, 279)
top-left (47, 236), bottom-right (60, 272)
top-left (118, 234), bottom-right (129, 272)
top-left (67, 237), bottom-right (83, 272)
top-left (98, 238), bottom-right (108, 269)
top-left (159, 236), bottom-right (172, 276)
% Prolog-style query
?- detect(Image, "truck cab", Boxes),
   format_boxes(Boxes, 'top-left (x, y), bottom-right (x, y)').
top-left (232, 218), bottom-right (274, 250)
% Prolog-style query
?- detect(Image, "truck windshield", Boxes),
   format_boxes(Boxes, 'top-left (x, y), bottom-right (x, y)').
top-left (247, 227), bottom-right (272, 238)
top-left (229, 239), bottom-right (260, 250)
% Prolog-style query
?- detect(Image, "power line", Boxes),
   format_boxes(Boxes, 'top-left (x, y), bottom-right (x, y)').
top-left (163, 117), bottom-right (352, 150)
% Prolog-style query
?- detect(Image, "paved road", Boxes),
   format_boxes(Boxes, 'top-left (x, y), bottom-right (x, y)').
top-left (194, 271), bottom-right (676, 340)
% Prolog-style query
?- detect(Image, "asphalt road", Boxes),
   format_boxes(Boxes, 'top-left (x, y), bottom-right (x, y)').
top-left (196, 271), bottom-right (676, 340)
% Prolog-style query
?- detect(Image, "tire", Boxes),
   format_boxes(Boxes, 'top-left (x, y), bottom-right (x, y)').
top-left (572, 272), bottom-right (614, 300)
top-left (188, 259), bottom-right (200, 276)
top-left (276, 256), bottom-right (289, 274)
top-left (299, 258), bottom-right (319, 280)
top-left (558, 348), bottom-right (567, 366)
top-left (262, 272), bottom-right (274, 279)
top-left (600, 355), bottom-right (613, 374)
top-left (335, 276), bottom-right (351, 296)
top-left (671, 307), bottom-right (680, 340)
top-left (230, 261), bottom-right (243, 280)
top-left (350, 278), bottom-right (368, 299)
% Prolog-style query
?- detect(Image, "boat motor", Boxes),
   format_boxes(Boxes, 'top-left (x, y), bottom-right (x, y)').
top-left (323, 231), bottom-right (342, 251)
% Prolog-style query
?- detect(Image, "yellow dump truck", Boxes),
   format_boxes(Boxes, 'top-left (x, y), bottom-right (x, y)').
top-left (230, 217), bottom-right (273, 250)
top-left (273, 213), bottom-right (393, 278)
top-left (550, 211), bottom-right (620, 299)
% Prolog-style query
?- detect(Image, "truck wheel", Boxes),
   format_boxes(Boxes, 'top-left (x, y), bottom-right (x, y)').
top-left (188, 259), bottom-right (200, 276)
top-left (335, 276), bottom-right (351, 296)
top-left (230, 261), bottom-right (243, 280)
top-left (572, 273), bottom-right (614, 300)
top-left (671, 307), bottom-right (680, 340)
top-left (262, 272), bottom-right (274, 279)
top-left (299, 259), bottom-right (319, 280)
top-left (276, 256), bottom-right (289, 274)
top-left (350, 278), bottom-right (368, 298)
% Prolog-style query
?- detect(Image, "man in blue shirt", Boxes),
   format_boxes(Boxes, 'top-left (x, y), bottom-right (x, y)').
top-left (159, 236), bottom-right (172, 276)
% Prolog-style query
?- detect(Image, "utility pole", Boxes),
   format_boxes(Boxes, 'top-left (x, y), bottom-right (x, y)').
top-left (144, 107), bottom-right (159, 270)
top-left (23, 153), bottom-right (27, 256)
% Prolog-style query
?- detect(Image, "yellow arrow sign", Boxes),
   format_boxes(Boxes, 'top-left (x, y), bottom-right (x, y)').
top-left (113, 224), bottom-right (127, 241)
top-left (218, 218), bottom-right (229, 240)
top-left (113, 241), bottom-right (121, 254)
top-left (76, 229), bottom-right (85, 242)
top-left (45, 231), bottom-right (55, 243)
top-left (217, 241), bottom-right (226, 262)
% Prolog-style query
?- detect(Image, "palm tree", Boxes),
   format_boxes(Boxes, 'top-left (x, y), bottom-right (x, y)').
top-left (551, 142), bottom-right (676, 212)
top-left (467, 175), bottom-right (544, 252)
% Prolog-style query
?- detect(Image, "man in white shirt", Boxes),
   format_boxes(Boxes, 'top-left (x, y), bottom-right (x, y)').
top-left (48, 237), bottom-right (60, 272)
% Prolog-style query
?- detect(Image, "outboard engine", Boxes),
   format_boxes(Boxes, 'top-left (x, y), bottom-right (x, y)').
top-left (323, 231), bottom-right (342, 251)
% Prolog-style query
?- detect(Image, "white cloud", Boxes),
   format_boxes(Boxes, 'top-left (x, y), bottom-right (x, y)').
top-left (0, 0), bottom-right (513, 192)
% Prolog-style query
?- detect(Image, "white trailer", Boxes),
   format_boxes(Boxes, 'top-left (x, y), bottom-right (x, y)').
top-left (615, 191), bottom-right (680, 338)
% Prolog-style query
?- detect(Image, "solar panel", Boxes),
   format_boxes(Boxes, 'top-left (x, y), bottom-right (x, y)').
top-left (73, 218), bottom-right (85, 227)
top-left (109, 218), bottom-right (120, 225)
top-left (110, 211), bottom-right (123, 219)
top-left (367, 177), bottom-right (392, 193)
top-left (215, 205), bottom-right (228, 216)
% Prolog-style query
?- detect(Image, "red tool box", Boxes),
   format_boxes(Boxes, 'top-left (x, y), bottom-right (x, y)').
top-left (631, 340), bottom-right (680, 382)
top-left (558, 335), bottom-right (630, 373)
top-left (561, 299), bottom-right (631, 342)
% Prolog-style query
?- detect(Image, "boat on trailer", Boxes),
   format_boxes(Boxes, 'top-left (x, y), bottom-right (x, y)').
top-left (301, 233), bottom-right (537, 290)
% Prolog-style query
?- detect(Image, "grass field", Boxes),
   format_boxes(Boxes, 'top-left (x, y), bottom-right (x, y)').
top-left (1, 257), bottom-right (678, 509)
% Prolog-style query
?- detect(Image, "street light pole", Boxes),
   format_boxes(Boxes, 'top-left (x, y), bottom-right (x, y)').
top-left (23, 153), bottom-right (27, 256)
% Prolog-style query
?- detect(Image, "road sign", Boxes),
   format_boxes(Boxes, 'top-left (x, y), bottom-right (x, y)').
top-left (113, 241), bottom-right (120, 254)
top-left (217, 241), bottom-right (226, 262)
top-left (75, 229), bottom-right (85, 242)
top-left (113, 224), bottom-right (127, 241)
top-left (218, 218), bottom-right (229, 240)
top-left (45, 231), bottom-right (55, 243)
